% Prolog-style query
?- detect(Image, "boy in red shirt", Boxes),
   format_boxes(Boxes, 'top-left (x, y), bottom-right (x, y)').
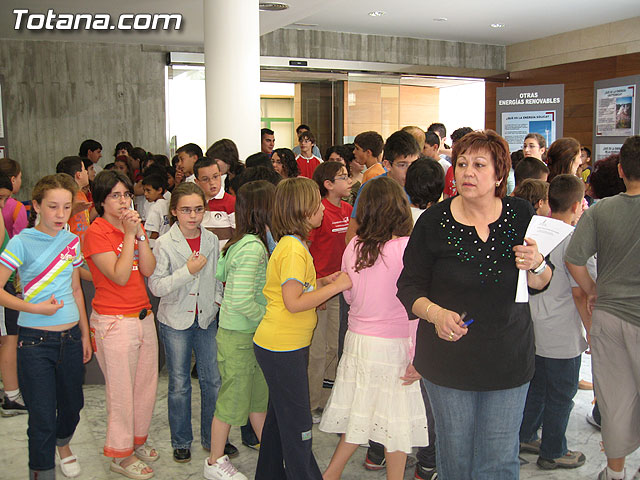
top-left (194, 157), bottom-right (235, 249)
top-left (308, 161), bottom-right (353, 422)
top-left (296, 131), bottom-right (322, 178)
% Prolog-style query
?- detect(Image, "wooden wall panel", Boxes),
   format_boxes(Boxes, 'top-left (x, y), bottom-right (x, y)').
top-left (486, 52), bottom-right (640, 149)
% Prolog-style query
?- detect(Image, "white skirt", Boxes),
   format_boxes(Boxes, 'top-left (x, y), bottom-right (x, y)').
top-left (319, 330), bottom-right (428, 454)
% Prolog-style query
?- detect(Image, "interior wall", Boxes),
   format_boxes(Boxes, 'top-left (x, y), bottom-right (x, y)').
top-left (0, 39), bottom-right (166, 198)
top-left (507, 17), bottom-right (640, 73)
top-left (485, 52), bottom-right (640, 149)
top-left (344, 81), bottom-right (439, 141)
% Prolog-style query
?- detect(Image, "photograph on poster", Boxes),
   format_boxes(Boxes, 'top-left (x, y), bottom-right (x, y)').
top-left (595, 144), bottom-right (623, 162)
top-left (0, 146), bottom-right (5, 158)
top-left (596, 85), bottom-right (635, 137)
top-left (501, 111), bottom-right (556, 153)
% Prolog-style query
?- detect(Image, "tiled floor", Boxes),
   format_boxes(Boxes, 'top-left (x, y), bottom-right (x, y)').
top-left (2, 354), bottom-right (639, 479)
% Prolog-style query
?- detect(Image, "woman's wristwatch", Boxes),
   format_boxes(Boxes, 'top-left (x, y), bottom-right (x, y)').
top-left (529, 255), bottom-right (547, 275)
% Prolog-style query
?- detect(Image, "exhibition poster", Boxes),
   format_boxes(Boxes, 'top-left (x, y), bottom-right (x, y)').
top-left (501, 111), bottom-right (556, 154)
top-left (596, 84), bottom-right (635, 137)
top-left (595, 144), bottom-right (623, 162)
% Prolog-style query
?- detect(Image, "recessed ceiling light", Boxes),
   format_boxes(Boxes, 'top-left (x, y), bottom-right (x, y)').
top-left (491, 23), bottom-right (505, 28)
top-left (368, 11), bottom-right (386, 17)
top-left (259, 2), bottom-right (289, 11)
top-left (433, 17), bottom-right (448, 22)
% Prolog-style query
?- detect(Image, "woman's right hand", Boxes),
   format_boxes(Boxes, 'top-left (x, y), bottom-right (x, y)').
top-left (433, 308), bottom-right (468, 342)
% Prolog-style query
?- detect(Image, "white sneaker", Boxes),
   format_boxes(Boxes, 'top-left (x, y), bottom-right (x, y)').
top-left (204, 456), bottom-right (247, 480)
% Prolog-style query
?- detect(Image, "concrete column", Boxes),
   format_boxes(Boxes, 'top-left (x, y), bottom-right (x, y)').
top-left (204, 0), bottom-right (261, 160)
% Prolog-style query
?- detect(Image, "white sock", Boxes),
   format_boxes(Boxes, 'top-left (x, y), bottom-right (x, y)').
top-left (5, 389), bottom-right (22, 403)
top-left (607, 466), bottom-right (625, 479)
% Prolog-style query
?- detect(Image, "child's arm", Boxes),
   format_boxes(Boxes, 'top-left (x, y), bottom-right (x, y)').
top-left (89, 206), bottom-right (98, 222)
top-left (71, 268), bottom-right (92, 363)
top-left (78, 266), bottom-right (92, 282)
top-left (566, 262), bottom-right (597, 314)
top-left (223, 245), bottom-right (266, 322)
top-left (0, 265), bottom-right (64, 315)
top-left (345, 218), bottom-right (359, 245)
top-left (90, 211), bottom-right (140, 285)
top-left (136, 221), bottom-right (156, 277)
top-left (148, 244), bottom-right (204, 297)
top-left (572, 286), bottom-right (592, 343)
top-left (282, 272), bottom-right (351, 314)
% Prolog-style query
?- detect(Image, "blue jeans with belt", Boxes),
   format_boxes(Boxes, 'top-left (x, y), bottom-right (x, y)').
top-left (17, 324), bottom-right (85, 480)
top-left (423, 378), bottom-right (529, 480)
top-left (158, 318), bottom-right (221, 450)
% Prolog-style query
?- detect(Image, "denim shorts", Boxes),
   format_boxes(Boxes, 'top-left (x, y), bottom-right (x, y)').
top-left (215, 327), bottom-right (268, 425)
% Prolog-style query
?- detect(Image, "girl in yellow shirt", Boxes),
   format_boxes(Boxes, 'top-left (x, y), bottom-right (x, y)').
top-left (253, 177), bottom-right (351, 480)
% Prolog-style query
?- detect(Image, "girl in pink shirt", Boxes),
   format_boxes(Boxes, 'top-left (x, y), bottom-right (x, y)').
top-left (319, 176), bottom-right (428, 480)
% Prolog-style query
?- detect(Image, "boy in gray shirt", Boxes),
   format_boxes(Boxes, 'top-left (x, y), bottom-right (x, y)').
top-left (565, 135), bottom-right (640, 480)
top-left (520, 175), bottom-right (595, 470)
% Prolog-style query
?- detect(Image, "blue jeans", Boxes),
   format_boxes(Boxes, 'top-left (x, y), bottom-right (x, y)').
top-left (423, 378), bottom-right (529, 480)
top-left (158, 319), bottom-right (221, 450)
top-left (17, 325), bottom-right (85, 480)
top-left (519, 354), bottom-right (581, 459)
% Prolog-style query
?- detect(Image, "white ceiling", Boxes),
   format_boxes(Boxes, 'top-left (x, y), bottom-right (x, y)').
top-left (0, 0), bottom-right (638, 46)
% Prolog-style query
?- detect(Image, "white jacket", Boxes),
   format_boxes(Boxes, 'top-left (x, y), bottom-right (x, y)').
top-left (149, 223), bottom-right (223, 330)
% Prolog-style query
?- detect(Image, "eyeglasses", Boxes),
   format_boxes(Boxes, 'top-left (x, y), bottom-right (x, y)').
top-left (107, 192), bottom-right (134, 200)
top-left (177, 206), bottom-right (205, 215)
top-left (333, 174), bottom-right (349, 182)
top-left (198, 175), bottom-right (221, 183)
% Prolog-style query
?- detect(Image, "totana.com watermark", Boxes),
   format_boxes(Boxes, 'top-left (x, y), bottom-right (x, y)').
top-left (13, 9), bottom-right (182, 31)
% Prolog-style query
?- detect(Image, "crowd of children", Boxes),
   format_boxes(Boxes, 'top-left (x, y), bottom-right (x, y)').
top-left (0, 126), bottom-right (638, 480)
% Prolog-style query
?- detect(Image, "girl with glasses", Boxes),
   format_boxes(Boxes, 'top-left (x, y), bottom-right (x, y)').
top-left (149, 182), bottom-right (224, 466)
top-left (83, 170), bottom-right (158, 479)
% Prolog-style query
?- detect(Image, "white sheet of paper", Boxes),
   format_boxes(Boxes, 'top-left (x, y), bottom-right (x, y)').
top-left (515, 215), bottom-right (575, 303)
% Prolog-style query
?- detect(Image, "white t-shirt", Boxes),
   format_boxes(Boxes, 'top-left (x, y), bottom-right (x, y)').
top-left (144, 198), bottom-right (171, 249)
top-left (438, 157), bottom-right (451, 175)
top-left (411, 206), bottom-right (426, 226)
top-left (529, 232), bottom-right (597, 359)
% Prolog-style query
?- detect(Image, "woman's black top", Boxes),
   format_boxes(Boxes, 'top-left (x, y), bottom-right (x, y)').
top-left (397, 196), bottom-right (536, 391)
